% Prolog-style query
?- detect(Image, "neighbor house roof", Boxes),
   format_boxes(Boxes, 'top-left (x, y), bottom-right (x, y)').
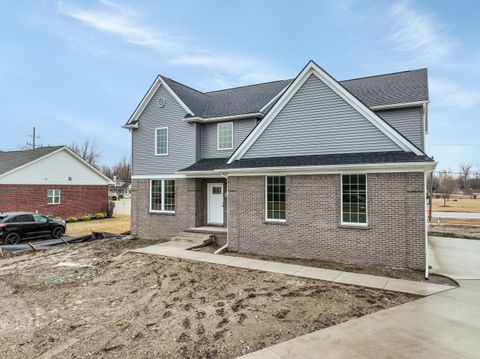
top-left (128, 68), bottom-right (428, 124)
top-left (180, 151), bottom-right (434, 172)
top-left (0, 146), bottom-right (63, 176)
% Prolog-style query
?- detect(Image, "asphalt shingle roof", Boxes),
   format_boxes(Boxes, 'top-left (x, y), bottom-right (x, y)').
top-left (0, 146), bottom-right (63, 176)
top-left (180, 151), bottom-right (433, 172)
top-left (158, 68), bottom-right (428, 120)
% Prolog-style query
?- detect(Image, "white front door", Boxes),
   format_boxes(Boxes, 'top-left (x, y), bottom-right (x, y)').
top-left (207, 183), bottom-right (224, 225)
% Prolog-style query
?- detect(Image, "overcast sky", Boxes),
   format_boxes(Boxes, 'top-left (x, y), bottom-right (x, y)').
top-left (1, 0), bottom-right (479, 171)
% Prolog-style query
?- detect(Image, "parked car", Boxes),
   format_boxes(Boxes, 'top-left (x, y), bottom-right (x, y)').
top-left (0, 212), bottom-right (66, 245)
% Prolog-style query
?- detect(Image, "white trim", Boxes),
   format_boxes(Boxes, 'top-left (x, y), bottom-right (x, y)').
top-left (149, 179), bottom-right (175, 214)
top-left (228, 61), bottom-right (423, 164)
top-left (154, 127), bottom-right (169, 156)
top-left (217, 122), bottom-right (234, 151)
top-left (207, 182), bottom-right (224, 225)
top-left (340, 174), bottom-right (368, 226)
top-left (259, 85), bottom-right (290, 113)
top-left (265, 175), bottom-right (287, 222)
top-left (184, 113), bottom-right (263, 123)
top-left (0, 147), bottom-right (113, 184)
top-left (126, 76), bottom-right (194, 126)
top-left (369, 101), bottom-right (428, 111)
top-left (132, 174), bottom-right (186, 180)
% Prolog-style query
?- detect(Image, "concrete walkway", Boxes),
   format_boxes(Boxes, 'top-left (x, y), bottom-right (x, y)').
top-left (433, 211), bottom-right (480, 219)
top-left (133, 241), bottom-right (453, 296)
top-left (239, 237), bottom-right (480, 359)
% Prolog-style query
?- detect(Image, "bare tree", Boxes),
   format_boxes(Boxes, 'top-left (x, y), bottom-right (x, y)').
top-left (70, 138), bottom-right (101, 168)
top-left (112, 154), bottom-right (132, 184)
top-left (437, 170), bottom-right (457, 207)
top-left (459, 163), bottom-right (472, 192)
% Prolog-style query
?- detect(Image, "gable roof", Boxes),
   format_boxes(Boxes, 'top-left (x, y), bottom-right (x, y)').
top-left (0, 146), bottom-right (113, 184)
top-left (0, 146), bottom-right (63, 176)
top-left (125, 66), bottom-right (428, 125)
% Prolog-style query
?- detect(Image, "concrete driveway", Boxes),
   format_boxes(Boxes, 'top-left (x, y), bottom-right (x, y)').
top-left (433, 211), bottom-right (480, 219)
top-left (241, 237), bottom-right (480, 359)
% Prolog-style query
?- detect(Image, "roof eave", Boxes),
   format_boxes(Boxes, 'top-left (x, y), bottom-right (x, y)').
top-left (184, 112), bottom-right (264, 123)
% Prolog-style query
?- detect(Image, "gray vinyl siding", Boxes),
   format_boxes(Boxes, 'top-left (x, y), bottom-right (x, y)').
top-left (132, 85), bottom-right (196, 175)
top-left (200, 118), bottom-right (257, 158)
top-left (244, 74), bottom-right (401, 159)
top-left (375, 107), bottom-right (424, 150)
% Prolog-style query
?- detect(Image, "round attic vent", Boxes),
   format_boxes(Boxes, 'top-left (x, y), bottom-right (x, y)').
top-left (157, 97), bottom-right (166, 108)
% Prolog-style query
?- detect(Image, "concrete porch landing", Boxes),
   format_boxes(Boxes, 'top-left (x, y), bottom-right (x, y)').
top-left (132, 240), bottom-right (454, 297)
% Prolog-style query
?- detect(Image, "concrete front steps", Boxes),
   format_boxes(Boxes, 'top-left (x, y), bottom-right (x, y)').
top-left (186, 226), bottom-right (227, 246)
top-left (170, 231), bottom-right (214, 248)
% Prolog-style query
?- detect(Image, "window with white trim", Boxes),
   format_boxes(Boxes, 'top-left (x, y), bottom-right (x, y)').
top-left (150, 180), bottom-right (175, 212)
top-left (341, 174), bottom-right (367, 224)
top-left (266, 176), bottom-right (286, 221)
top-left (48, 189), bottom-right (61, 205)
top-left (217, 122), bottom-right (233, 150)
top-left (155, 127), bottom-right (168, 155)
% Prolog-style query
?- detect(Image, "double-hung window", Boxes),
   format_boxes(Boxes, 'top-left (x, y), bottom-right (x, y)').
top-left (155, 127), bottom-right (168, 155)
top-left (150, 180), bottom-right (175, 213)
top-left (266, 176), bottom-right (286, 221)
top-left (341, 174), bottom-right (367, 225)
top-left (217, 122), bottom-right (233, 150)
top-left (48, 189), bottom-right (61, 205)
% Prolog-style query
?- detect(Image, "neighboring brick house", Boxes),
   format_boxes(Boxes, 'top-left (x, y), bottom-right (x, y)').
top-left (124, 60), bottom-right (436, 274)
top-left (0, 146), bottom-right (112, 218)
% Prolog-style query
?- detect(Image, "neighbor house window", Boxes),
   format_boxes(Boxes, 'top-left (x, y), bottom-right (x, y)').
top-left (155, 127), bottom-right (168, 155)
top-left (341, 174), bottom-right (367, 225)
top-left (48, 189), bottom-right (61, 205)
top-left (217, 122), bottom-right (233, 150)
top-left (266, 176), bottom-right (286, 221)
top-left (150, 180), bottom-right (175, 213)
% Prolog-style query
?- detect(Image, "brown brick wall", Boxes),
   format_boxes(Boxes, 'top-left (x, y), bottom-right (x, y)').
top-left (131, 178), bottom-right (201, 239)
top-left (0, 184), bottom-right (108, 218)
top-left (227, 173), bottom-right (426, 270)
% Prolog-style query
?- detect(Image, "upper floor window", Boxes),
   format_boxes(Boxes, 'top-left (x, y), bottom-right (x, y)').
top-left (48, 189), bottom-right (61, 205)
top-left (341, 174), bottom-right (367, 225)
top-left (266, 176), bottom-right (286, 221)
top-left (155, 127), bottom-right (168, 155)
top-left (217, 122), bottom-right (233, 150)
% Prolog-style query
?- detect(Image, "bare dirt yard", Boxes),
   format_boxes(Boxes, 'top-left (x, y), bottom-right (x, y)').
top-left (66, 215), bottom-right (131, 236)
top-left (0, 238), bottom-right (416, 358)
top-left (433, 197), bottom-right (480, 213)
top-left (429, 224), bottom-right (480, 240)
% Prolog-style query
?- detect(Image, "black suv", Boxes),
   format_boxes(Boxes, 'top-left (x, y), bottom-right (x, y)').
top-left (0, 212), bottom-right (66, 245)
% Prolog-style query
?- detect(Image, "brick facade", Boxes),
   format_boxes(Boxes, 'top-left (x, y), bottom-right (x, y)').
top-left (0, 184), bottom-right (108, 219)
top-left (227, 173), bottom-right (426, 270)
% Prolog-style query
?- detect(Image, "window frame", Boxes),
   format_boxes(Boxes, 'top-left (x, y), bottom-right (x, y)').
top-left (154, 127), bottom-right (169, 156)
top-left (149, 179), bottom-right (175, 214)
top-left (47, 189), bottom-right (61, 205)
top-left (265, 175), bottom-right (287, 222)
top-left (340, 174), bottom-right (368, 226)
top-left (217, 122), bottom-right (234, 150)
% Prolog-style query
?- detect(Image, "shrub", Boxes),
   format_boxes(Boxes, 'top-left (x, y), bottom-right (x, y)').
top-left (80, 215), bottom-right (92, 221)
top-left (67, 216), bottom-right (78, 223)
top-left (95, 213), bottom-right (105, 219)
top-left (106, 200), bottom-right (115, 218)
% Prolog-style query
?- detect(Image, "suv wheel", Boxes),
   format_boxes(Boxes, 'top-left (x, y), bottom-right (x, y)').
top-left (52, 227), bottom-right (64, 239)
top-left (4, 232), bottom-right (22, 245)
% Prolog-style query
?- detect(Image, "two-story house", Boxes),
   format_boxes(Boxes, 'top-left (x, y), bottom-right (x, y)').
top-left (124, 60), bottom-right (436, 274)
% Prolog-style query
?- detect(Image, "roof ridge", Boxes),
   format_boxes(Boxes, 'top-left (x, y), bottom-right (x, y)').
top-left (340, 68), bottom-right (427, 83)
top-left (205, 79), bottom-right (293, 94)
top-left (0, 145), bottom-right (63, 154)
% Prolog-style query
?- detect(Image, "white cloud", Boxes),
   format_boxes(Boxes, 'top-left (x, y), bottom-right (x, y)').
top-left (387, 1), bottom-right (453, 64)
top-left (56, 1), bottom-right (285, 87)
top-left (429, 78), bottom-right (480, 108)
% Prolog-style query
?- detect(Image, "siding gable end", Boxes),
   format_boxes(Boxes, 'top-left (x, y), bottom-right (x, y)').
top-left (243, 74), bottom-right (402, 159)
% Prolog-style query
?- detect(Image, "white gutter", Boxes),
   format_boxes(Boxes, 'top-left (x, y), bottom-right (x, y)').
top-left (122, 123), bottom-right (138, 129)
top-left (424, 171), bottom-right (429, 279)
top-left (214, 171), bottom-right (229, 254)
top-left (184, 113), bottom-right (264, 123)
top-left (369, 101), bottom-right (428, 111)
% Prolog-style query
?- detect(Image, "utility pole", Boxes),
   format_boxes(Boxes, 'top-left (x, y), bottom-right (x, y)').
top-left (27, 127), bottom-right (40, 149)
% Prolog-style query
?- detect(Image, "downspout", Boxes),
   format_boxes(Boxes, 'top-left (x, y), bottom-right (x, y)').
top-left (214, 171), bottom-right (229, 254)
top-left (424, 171), bottom-right (429, 279)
